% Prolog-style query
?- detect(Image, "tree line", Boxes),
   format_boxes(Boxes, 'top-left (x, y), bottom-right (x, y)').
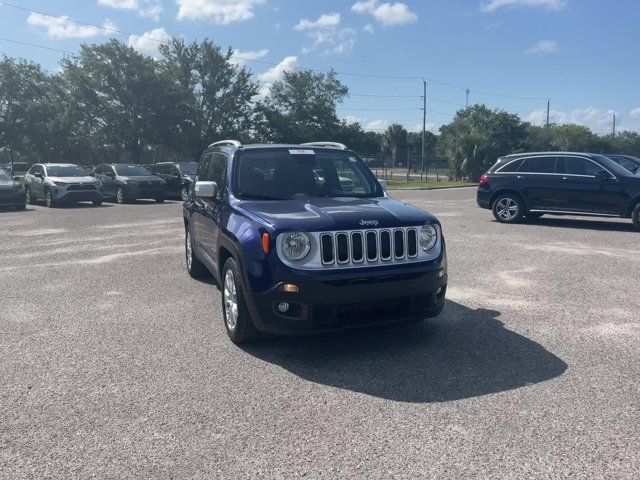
top-left (1, 37), bottom-right (639, 180)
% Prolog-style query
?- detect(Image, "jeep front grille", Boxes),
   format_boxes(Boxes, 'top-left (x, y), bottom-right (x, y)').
top-left (320, 228), bottom-right (419, 266)
top-left (276, 225), bottom-right (441, 270)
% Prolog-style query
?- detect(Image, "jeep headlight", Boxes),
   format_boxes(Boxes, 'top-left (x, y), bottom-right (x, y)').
top-left (279, 232), bottom-right (311, 261)
top-left (419, 225), bottom-right (438, 251)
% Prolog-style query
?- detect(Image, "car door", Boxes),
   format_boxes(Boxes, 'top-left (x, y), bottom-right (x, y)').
top-left (556, 156), bottom-right (626, 215)
top-left (194, 152), bottom-right (229, 271)
top-left (517, 156), bottom-right (565, 211)
top-left (191, 153), bottom-right (213, 253)
top-left (32, 165), bottom-right (45, 199)
top-left (165, 165), bottom-right (182, 197)
top-left (95, 166), bottom-right (113, 198)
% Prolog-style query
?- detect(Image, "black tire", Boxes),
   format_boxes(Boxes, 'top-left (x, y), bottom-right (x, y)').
top-left (221, 257), bottom-right (258, 344)
top-left (155, 197), bottom-right (165, 203)
top-left (25, 187), bottom-right (34, 205)
top-left (632, 203), bottom-right (640, 231)
top-left (45, 190), bottom-right (56, 208)
top-left (181, 186), bottom-right (189, 201)
top-left (92, 199), bottom-right (103, 206)
top-left (492, 193), bottom-right (524, 223)
top-left (185, 227), bottom-right (208, 279)
top-left (116, 187), bottom-right (126, 204)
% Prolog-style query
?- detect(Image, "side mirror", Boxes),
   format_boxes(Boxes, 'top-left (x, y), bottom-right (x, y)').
top-left (195, 181), bottom-right (217, 199)
top-left (595, 170), bottom-right (611, 183)
top-left (378, 179), bottom-right (388, 191)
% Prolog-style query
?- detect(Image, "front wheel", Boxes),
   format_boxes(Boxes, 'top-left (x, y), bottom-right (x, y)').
top-left (632, 203), bottom-right (640, 231)
top-left (222, 257), bottom-right (258, 344)
top-left (25, 187), bottom-right (34, 205)
top-left (492, 194), bottom-right (524, 223)
top-left (45, 190), bottom-right (56, 208)
top-left (181, 186), bottom-right (189, 201)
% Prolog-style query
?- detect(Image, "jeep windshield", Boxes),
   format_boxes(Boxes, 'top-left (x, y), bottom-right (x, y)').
top-left (46, 166), bottom-right (87, 177)
top-left (234, 149), bottom-right (382, 199)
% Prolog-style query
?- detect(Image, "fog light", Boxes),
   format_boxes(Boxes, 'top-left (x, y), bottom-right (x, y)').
top-left (277, 302), bottom-right (290, 313)
top-left (282, 283), bottom-right (299, 293)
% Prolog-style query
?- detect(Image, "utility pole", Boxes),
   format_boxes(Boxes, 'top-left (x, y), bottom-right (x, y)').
top-left (422, 79), bottom-right (427, 177)
top-left (546, 99), bottom-right (550, 128)
top-left (612, 113), bottom-right (616, 137)
top-left (465, 88), bottom-right (470, 108)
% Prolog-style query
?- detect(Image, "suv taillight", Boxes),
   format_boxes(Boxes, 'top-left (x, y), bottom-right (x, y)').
top-left (479, 175), bottom-right (490, 185)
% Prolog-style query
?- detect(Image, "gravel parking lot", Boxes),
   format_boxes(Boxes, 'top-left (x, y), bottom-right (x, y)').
top-left (1, 189), bottom-right (639, 479)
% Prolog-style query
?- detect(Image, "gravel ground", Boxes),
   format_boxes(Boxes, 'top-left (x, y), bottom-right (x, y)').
top-left (1, 190), bottom-right (638, 479)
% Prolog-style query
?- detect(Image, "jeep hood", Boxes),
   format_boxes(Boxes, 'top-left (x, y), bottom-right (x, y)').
top-left (237, 196), bottom-right (437, 231)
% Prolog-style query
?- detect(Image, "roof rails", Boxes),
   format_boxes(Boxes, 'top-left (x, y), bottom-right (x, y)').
top-left (208, 140), bottom-right (242, 149)
top-left (300, 141), bottom-right (348, 150)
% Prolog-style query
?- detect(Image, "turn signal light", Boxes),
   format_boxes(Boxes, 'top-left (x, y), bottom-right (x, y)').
top-left (262, 233), bottom-right (270, 254)
top-left (282, 283), bottom-right (299, 293)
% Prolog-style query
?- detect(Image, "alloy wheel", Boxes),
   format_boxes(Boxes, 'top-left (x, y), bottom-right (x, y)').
top-left (223, 269), bottom-right (238, 332)
top-left (496, 197), bottom-right (518, 221)
top-left (186, 231), bottom-right (193, 271)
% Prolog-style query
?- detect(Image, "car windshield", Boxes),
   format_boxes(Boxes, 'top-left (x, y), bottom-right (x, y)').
top-left (46, 166), bottom-right (87, 177)
top-left (114, 165), bottom-right (151, 176)
top-left (234, 149), bottom-right (381, 199)
top-left (609, 156), bottom-right (640, 174)
top-left (0, 170), bottom-right (10, 181)
top-left (179, 163), bottom-right (197, 175)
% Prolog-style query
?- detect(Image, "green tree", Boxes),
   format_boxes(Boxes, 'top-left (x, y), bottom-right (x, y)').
top-left (439, 105), bottom-right (526, 181)
top-left (549, 124), bottom-right (595, 152)
top-left (255, 69), bottom-right (348, 143)
top-left (382, 123), bottom-right (408, 168)
top-left (160, 38), bottom-right (259, 159)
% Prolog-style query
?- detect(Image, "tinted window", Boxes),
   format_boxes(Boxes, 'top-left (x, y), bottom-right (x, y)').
top-left (523, 156), bottom-right (557, 174)
top-left (235, 150), bottom-right (379, 199)
top-left (179, 163), bottom-right (198, 175)
top-left (209, 153), bottom-right (228, 199)
top-left (498, 159), bottom-right (523, 173)
top-left (46, 166), bottom-right (87, 177)
top-left (197, 154), bottom-right (212, 181)
top-left (559, 157), bottom-right (601, 176)
top-left (610, 156), bottom-right (639, 174)
top-left (114, 165), bottom-right (151, 176)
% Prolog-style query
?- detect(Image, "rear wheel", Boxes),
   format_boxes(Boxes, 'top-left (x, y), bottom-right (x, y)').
top-left (185, 227), bottom-right (208, 278)
top-left (221, 257), bottom-right (258, 344)
top-left (492, 193), bottom-right (523, 223)
top-left (181, 186), bottom-right (189, 201)
top-left (25, 187), bottom-right (34, 205)
top-left (632, 203), bottom-right (640, 231)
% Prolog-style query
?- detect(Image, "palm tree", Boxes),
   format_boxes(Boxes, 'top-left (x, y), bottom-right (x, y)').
top-left (382, 124), bottom-right (408, 167)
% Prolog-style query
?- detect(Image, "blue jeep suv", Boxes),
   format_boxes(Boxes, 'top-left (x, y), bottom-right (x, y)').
top-left (183, 140), bottom-right (447, 343)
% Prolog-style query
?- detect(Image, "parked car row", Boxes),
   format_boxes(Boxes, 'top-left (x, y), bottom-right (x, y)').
top-left (0, 161), bottom-right (198, 209)
top-left (477, 151), bottom-right (640, 230)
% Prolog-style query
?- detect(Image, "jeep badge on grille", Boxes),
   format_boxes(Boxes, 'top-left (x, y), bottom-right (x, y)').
top-left (359, 220), bottom-right (379, 227)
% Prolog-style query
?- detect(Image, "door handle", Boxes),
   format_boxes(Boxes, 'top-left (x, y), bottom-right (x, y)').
top-left (516, 175), bottom-right (524, 179)
top-left (562, 177), bottom-right (570, 181)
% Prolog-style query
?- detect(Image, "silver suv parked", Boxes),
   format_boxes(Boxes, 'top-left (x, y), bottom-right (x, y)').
top-left (24, 163), bottom-right (103, 208)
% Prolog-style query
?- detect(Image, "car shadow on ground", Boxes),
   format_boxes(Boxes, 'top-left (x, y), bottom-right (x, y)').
top-left (518, 217), bottom-right (636, 233)
top-left (242, 300), bottom-right (567, 403)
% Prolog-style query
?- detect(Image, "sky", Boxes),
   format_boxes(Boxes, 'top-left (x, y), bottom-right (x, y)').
top-left (1, 0), bottom-right (639, 135)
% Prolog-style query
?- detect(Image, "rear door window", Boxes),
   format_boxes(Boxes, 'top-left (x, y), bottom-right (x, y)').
top-left (497, 159), bottom-right (524, 173)
top-left (522, 156), bottom-right (557, 174)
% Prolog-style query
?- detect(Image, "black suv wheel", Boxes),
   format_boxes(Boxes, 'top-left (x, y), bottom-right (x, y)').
top-left (221, 257), bottom-right (257, 344)
top-left (116, 187), bottom-right (126, 204)
top-left (492, 193), bottom-right (523, 223)
top-left (632, 202), bottom-right (640, 231)
top-left (25, 187), bottom-right (34, 205)
top-left (45, 190), bottom-right (56, 208)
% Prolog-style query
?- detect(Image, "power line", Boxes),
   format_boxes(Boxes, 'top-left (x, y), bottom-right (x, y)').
top-left (0, 37), bottom-right (74, 55)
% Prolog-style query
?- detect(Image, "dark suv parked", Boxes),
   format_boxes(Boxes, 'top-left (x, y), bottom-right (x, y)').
top-left (477, 152), bottom-right (640, 230)
top-left (183, 140), bottom-right (448, 343)
top-left (607, 154), bottom-right (640, 176)
top-left (148, 162), bottom-right (197, 201)
top-left (93, 164), bottom-right (167, 204)
top-left (24, 163), bottom-right (103, 208)
top-left (0, 168), bottom-right (26, 210)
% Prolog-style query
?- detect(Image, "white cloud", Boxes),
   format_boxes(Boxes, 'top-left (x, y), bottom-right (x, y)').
top-left (98, 0), bottom-right (163, 21)
top-left (256, 55), bottom-right (298, 98)
top-left (351, 0), bottom-right (418, 26)
top-left (294, 13), bottom-right (340, 31)
top-left (294, 12), bottom-right (355, 55)
top-left (176, 0), bottom-right (266, 24)
top-left (230, 48), bottom-right (269, 66)
top-left (27, 12), bottom-right (116, 39)
top-left (128, 27), bottom-right (171, 57)
top-left (481, 0), bottom-right (567, 13)
top-left (366, 119), bottom-right (391, 131)
top-left (524, 40), bottom-right (558, 54)
top-left (363, 23), bottom-right (375, 33)
top-left (524, 106), bottom-right (640, 134)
